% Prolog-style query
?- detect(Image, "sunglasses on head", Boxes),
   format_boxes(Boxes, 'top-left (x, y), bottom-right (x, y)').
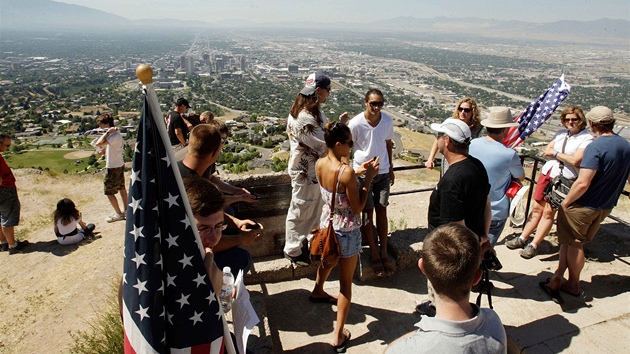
top-left (458, 107), bottom-right (472, 113)
top-left (369, 101), bottom-right (384, 108)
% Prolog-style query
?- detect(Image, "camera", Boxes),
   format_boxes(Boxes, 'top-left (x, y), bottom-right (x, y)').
top-left (480, 250), bottom-right (503, 272)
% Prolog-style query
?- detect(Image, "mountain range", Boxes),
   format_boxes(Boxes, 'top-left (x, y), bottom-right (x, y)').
top-left (1, 0), bottom-right (628, 44)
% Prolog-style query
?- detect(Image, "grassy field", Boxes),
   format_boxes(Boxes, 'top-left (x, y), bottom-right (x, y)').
top-left (3, 149), bottom-right (98, 174)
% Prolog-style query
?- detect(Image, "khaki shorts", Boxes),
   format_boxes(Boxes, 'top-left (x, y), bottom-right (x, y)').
top-left (104, 167), bottom-right (125, 195)
top-left (557, 204), bottom-right (611, 249)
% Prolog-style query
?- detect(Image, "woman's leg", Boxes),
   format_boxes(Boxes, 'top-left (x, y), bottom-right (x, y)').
top-left (57, 232), bottom-right (85, 245)
top-left (530, 202), bottom-right (557, 247)
top-left (332, 254), bottom-right (358, 346)
top-left (521, 200), bottom-right (545, 239)
top-left (311, 258), bottom-right (338, 299)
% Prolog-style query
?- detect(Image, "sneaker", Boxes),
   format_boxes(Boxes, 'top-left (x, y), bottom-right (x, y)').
top-left (284, 251), bottom-right (311, 267)
top-left (414, 300), bottom-right (436, 317)
top-left (8, 240), bottom-right (30, 255)
top-left (520, 244), bottom-right (538, 259)
top-left (106, 213), bottom-right (125, 223)
top-left (0, 243), bottom-right (8, 252)
top-left (506, 236), bottom-right (528, 250)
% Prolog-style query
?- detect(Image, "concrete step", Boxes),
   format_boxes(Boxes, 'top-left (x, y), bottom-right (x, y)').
top-left (246, 227), bottom-right (429, 285)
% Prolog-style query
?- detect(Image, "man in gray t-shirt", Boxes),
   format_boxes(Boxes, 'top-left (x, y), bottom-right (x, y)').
top-left (386, 224), bottom-right (506, 354)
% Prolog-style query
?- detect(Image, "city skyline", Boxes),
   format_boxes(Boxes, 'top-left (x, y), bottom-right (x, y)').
top-left (56, 0), bottom-right (629, 24)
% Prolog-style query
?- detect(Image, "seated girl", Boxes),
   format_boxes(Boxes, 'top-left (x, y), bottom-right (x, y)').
top-left (54, 198), bottom-right (95, 245)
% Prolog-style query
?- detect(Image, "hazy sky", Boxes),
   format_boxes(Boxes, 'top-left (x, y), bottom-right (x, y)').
top-left (57, 0), bottom-right (629, 23)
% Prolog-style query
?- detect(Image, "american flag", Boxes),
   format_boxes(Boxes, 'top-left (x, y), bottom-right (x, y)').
top-left (502, 75), bottom-right (571, 148)
top-left (122, 95), bottom-right (226, 353)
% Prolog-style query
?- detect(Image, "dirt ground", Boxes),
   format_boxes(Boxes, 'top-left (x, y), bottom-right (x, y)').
top-left (0, 170), bottom-right (127, 353)
top-left (63, 150), bottom-right (94, 159)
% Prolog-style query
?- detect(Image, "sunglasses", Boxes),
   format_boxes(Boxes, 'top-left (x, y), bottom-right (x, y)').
top-left (322, 86), bottom-right (331, 92)
top-left (345, 139), bottom-right (354, 148)
top-left (564, 118), bottom-right (580, 122)
top-left (369, 101), bottom-right (384, 108)
top-left (458, 107), bottom-right (472, 113)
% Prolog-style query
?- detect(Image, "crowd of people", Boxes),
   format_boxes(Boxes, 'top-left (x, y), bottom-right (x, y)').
top-left (1, 71), bottom-right (630, 353)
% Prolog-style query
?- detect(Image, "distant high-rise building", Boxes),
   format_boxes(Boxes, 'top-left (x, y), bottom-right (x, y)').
top-left (155, 59), bottom-right (165, 70)
top-left (288, 64), bottom-right (299, 73)
top-left (215, 58), bottom-right (224, 72)
top-left (203, 53), bottom-right (210, 62)
top-left (240, 55), bottom-right (246, 71)
top-left (186, 56), bottom-right (194, 74)
top-left (180, 56), bottom-right (187, 70)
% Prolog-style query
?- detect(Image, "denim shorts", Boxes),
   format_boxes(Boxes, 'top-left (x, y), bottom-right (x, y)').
top-left (338, 228), bottom-right (362, 258)
top-left (0, 187), bottom-right (20, 227)
top-left (360, 173), bottom-right (391, 210)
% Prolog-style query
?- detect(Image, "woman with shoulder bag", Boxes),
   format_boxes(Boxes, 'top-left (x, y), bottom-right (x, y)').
top-left (311, 121), bottom-right (378, 353)
top-left (506, 106), bottom-right (593, 259)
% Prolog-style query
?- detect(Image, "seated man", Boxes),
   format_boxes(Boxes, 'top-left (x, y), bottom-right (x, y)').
top-left (386, 224), bottom-right (507, 354)
top-left (178, 125), bottom-right (263, 277)
top-left (183, 176), bottom-right (227, 293)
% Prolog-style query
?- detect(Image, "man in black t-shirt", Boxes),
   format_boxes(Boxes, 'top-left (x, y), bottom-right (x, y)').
top-left (427, 118), bottom-right (491, 237)
top-left (167, 97), bottom-right (191, 149)
top-left (416, 118), bottom-right (492, 318)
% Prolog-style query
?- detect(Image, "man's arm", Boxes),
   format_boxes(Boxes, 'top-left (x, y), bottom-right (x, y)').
top-left (208, 175), bottom-right (256, 204)
top-left (213, 214), bottom-right (262, 252)
top-left (386, 139), bottom-right (395, 185)
top-left (95, 127), bottom-right (117, 147)
top-left (483, 195), bottom-right (491, 236)
top-left (174, 128), bottom-right (187, 146)
top-left (561, 168), bottom-right (596, 208)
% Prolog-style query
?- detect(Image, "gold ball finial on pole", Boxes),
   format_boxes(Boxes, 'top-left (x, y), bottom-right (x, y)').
top-left (136, 64), bottom-right (153, 85)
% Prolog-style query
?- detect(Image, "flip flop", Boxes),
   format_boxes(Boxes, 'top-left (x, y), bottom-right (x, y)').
top-left (371, 258), bottom-right (385, 277)
top-left (383, 259), bottom-right (396, 276)
top-left (309, 295), bottom-right (338, 304)
top-left (559, 284), bottom-right (581, 297)
top-left (539, 281), bottom-right (564, 304)
top-left (545, 278), bottom-right (581, 297)
top-left (332, 328), bottom-right (351, 353)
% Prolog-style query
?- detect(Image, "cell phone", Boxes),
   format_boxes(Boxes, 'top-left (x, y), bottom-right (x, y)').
top-left (245, 223), bottom-right (260, 230)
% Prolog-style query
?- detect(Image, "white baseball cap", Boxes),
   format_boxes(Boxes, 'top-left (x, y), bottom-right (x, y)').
top-left (430, 118), bottom-right (472, 144)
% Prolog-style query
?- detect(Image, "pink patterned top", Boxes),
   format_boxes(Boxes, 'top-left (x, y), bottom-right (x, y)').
top-left (319, 165), bottom-right (361, 232)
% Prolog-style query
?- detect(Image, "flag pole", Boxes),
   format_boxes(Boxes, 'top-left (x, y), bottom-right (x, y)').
top-left (135, 65), bottom-right (237, 354)
top-left (135, 64), bottom-right (204, 255)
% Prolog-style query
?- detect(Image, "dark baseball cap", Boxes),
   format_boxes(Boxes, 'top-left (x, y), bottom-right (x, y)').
top-left (176, 98), bottom-right (190, 108)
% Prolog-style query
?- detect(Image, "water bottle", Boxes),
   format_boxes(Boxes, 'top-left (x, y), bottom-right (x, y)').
top-left (219, 267), bottom-right (234, 313)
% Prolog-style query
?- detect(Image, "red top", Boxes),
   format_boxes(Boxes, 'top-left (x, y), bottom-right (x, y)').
top-left (0, 155), bottom-right (16, 189)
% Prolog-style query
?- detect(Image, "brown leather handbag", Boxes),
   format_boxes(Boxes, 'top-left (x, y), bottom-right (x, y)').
top-left (310, 165), bottom-right (342, 267)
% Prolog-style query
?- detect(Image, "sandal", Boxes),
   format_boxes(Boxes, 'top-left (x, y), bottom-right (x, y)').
top-left (546, 278), bottom-right (581, 297)
top-left (539, 280), bottom-right (564, 304)
top-left (332, 328), bottom-right (351, 353)
top-left (383, 259), bottom-right (396, 276)
top-left (371, 258), bottom-right (385, 277)
top-left (309, 294), bottom-right (338, 304)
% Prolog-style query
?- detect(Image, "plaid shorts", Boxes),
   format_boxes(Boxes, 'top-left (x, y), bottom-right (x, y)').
top-left (104, 167), bottom-right (125, 195)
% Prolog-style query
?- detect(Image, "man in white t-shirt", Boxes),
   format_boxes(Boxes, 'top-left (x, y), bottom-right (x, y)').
top-left (348, 89), bottom-right (396, 276)
top-left (95, 113), bottom-right (128, 223)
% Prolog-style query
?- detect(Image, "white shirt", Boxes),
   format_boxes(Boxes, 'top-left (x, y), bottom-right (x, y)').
top-left (541, 128), bottom-right (593, 179)
top-left (348, 112), bottom-right (395, 174)
top-left (105, 131), bottom-right (125, 168)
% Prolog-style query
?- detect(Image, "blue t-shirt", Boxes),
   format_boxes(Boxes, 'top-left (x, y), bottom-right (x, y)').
top-left (469, 137), bottom-right (524, 221)
top-left (576, 134), bottom-right (630, 210)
